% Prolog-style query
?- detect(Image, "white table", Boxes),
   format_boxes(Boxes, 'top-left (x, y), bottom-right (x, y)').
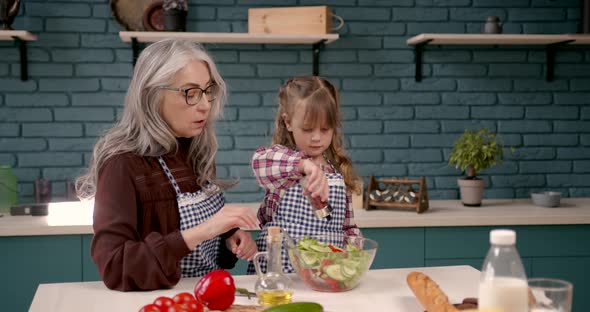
top-left (30, 265), bottom-right (480, 312)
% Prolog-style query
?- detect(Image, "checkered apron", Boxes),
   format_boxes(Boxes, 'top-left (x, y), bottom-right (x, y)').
top-left (157, 156), bottom-right (224, 278)
top-left (248, 172), bottom-right (347, 274)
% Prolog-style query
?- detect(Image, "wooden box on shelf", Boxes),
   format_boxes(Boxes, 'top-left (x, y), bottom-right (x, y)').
top-left (364, 176), bottom-right (429, 213)
top-left (248, 6), bottom-right (332, 35)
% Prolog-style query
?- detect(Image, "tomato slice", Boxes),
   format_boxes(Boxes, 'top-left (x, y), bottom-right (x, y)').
top-left (327, 245), bottom-right (343, 252)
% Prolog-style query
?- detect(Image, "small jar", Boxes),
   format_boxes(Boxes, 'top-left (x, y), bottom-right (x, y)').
top-left (484, 16), bottom-right (503, 34)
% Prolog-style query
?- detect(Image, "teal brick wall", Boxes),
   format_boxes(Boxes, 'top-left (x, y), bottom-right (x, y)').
top-left (1, 0), bottom-right (589, 203)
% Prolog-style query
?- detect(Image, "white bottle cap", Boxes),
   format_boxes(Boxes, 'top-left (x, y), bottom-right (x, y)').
top-left (490, 229), bottom-right (516, 245)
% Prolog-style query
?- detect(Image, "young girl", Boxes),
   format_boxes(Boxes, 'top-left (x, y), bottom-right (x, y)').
top-left (248, 76), bottom-right (362, 274)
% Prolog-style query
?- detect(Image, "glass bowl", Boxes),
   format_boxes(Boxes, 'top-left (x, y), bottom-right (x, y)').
top-left (286, 234), bottom-right (377, 292)
top-left (531, 191), bottom-right (561, 208)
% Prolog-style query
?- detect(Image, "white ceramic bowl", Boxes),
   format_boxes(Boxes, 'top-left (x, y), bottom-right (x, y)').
top-left (531, 191), bottom-right (561, 208)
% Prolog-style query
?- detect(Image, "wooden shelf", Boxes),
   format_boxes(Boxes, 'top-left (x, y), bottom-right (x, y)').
top-left (0, 30), bottom-right (37, 41)
top-left (567, 34), bottom-right (590, 45)
top-left (119, 31), bottom-right (339, 75)
top-left (406, 33), bottom-right (590, 82)
top-left (406, 33), bottom-right (584, 45)
top-left (0, 30), bottom-right (38, 81)
top-left (119, 31), bottom-right (338, 44)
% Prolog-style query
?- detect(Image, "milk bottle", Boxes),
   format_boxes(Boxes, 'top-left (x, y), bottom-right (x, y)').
top-left (478, 229), bottom-right (528, 312)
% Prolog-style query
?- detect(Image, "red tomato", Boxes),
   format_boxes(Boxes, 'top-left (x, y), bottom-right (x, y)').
top-left (184, 300), bottom-right (204, 312)
top-left (153, 296), bottom-right (175, 310)
top-left (300, 268), bottom-right (312, 281)
top-left (324, 277), bottom-right (341, 291)
top-left (320, 259), bottom-right (334, 269)
top-left (139, 303), bottom-right (162, 312)
top-left (172, 292), bottom-right (196, 305)
top-left (166, 303), bottom-right (190, 312)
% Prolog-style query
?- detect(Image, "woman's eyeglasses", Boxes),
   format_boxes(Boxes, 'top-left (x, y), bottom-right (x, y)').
top-left (158, 83), bottom-right (219, 106)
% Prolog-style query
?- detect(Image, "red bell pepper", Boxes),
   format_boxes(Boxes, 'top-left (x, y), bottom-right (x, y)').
top-left (193, 270), bottom-right (236, 311)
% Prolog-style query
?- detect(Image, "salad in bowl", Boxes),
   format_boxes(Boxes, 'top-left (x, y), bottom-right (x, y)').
top-left (287, 234), bottom-right (378, 292)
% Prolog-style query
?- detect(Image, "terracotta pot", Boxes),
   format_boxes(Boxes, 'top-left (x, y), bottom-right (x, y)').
top-left (457, 178), bottom-right (485, 207)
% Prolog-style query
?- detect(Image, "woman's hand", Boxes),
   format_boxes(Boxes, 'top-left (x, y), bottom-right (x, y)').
top-left (299, 159), bottom-right (329, 202)
top-left (225, 229), bottom-right (257, 261)
top-left (182, 204), bottom-right (259, 250)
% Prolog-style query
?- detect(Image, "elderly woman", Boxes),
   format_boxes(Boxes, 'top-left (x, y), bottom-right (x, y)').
top-left (77, 39), bottom-right (258, 291)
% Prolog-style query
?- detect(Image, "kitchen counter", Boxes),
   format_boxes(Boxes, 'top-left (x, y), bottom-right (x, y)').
top-left (1, 198), bottom-right (590, 236)
top-left (29, 265), bottom-right (479, 312)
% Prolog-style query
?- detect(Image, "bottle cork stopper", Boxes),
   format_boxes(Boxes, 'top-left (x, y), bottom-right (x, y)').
top-left (268, 226), bottom-right (281, 237)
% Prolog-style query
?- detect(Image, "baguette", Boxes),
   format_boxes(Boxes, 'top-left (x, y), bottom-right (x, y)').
top-left (407, 272), bottom-right (460, 312)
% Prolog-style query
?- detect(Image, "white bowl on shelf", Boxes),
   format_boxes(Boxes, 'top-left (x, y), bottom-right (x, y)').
top-left (531, 191), bottom-right (561, 208)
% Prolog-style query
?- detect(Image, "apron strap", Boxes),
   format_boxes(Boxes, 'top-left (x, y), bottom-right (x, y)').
top-left (157, 156), bottom-right (183, 196)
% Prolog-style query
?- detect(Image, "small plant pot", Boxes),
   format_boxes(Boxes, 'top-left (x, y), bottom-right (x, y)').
top-left (164, 8), bottom-right (186, 32)
top-left (458, 178), bottom-right (485, 207)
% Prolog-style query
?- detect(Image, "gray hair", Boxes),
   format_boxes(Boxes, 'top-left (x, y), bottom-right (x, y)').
top-left (76, 38), bottom-right (227, 199)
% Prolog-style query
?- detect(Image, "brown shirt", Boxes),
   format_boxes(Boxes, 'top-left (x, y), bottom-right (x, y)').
top-left (91, 144), bottom-right (237, 291)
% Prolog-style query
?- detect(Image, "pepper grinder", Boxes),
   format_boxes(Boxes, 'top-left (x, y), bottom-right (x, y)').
top-left (34, 179), bottom-right (51, 203)
top-left (300, 176), bottom-right (332, 221)
top-left (65, 181), bottom-right (78, 201)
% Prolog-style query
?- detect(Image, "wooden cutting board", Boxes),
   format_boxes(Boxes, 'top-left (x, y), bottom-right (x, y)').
top-left (207, 305), bottom-right (264, 312)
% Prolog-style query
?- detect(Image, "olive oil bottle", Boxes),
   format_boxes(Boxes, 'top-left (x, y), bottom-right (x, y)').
top-left (256, 289), bottom-right (293, 306)
top-left (253, 226), bottom-right (293, 307)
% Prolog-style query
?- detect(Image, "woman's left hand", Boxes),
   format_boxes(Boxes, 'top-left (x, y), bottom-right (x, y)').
top-left (225, 229), bottom-right (257, 261)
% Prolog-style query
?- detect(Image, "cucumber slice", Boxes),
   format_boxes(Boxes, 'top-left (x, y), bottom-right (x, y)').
top-left (324, 264), bottom-right (346, 281)
top-left (340, 262), bottom-right (358, 278)
top-left (309, 244), bottom-right (331, 252)
top-left (298, 240), bottom-right (311, 250)
top-left (300, 251), bottom-right (319, 266)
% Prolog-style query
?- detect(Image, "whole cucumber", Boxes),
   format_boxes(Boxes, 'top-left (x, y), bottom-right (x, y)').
top-left (262, 302), bottom-right (323, 312)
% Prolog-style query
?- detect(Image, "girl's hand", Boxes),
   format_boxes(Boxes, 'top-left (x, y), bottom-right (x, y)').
top-left (299, 159), bottom-right (329, 202)
top-left (225, 229), bottom-right (257, 261)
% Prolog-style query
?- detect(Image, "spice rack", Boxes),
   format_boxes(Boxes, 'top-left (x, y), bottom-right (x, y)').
top-left (364, 176), bottom-right (429, 213)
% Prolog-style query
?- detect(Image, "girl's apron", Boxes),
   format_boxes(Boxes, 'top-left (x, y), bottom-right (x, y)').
top-left (158, 156), bottom-right (224, 278)
top-left (248, 171), bottom-right (348, 274)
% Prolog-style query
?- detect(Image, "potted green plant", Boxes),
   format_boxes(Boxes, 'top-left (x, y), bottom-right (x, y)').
top-left (0, 165), bottom-right (17, 214)
top-left (448, 128), bottom-right (506, 206)
top-left (163, 0), bottom-right (187, 32)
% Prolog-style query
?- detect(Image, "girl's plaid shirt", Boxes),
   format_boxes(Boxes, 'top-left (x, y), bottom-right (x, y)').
top-left (251, 144), bottom-right (361, 237)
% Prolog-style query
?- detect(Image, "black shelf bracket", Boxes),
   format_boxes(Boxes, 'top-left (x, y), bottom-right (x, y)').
top-left (12, 36), bottom-right (29, 81)
top-left (312, 40), bottom-right (327, 76)
top-left (546, 39), bottom-right (574, 82)
top-left (131, 37), bottom-right (140, 66)
top-left (413, 39), bottom-right (432, 82)
top-left (128, 37), bottom-right (330, 75)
